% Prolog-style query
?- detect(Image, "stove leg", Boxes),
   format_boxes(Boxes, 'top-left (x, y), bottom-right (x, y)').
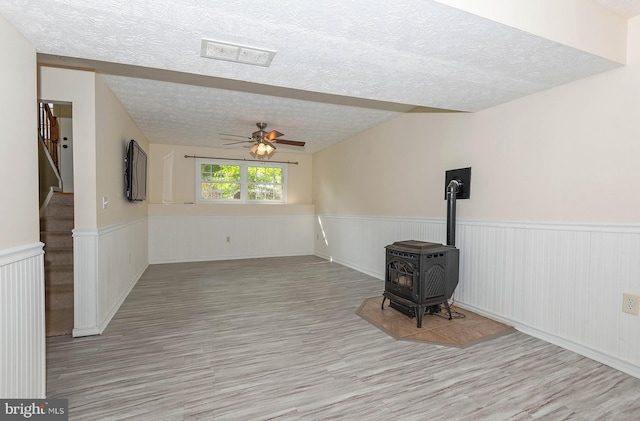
top-left (381, 296), bottom-right (386, 309)
top-left (416, 308), bottom-right (424, 328)
top-left (443, 300), bottom-right (452, 320)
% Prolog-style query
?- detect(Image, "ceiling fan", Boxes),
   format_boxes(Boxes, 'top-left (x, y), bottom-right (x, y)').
top-left (221, 122), bottom-right (306, 156)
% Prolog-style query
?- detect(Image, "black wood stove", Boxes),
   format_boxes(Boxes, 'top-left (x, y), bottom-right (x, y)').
top-left (381, 168), bottom-right (468, 328)
top-left (381, 240), bottom-right (459, 328)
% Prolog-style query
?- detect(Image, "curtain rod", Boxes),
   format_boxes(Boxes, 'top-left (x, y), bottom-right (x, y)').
top-left (184, 154), bottom-right (298, 165)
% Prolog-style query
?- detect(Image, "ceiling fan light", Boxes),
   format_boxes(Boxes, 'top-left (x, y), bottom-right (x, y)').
top-left (250, 144), bottom-right (259, 154)
top-left (265, 144), bottom-right (274, 154)
top-left (257, 143), bottom-right (267, 155)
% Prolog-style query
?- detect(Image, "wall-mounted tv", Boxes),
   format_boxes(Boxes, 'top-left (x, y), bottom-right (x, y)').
top-left (124, 139), bottom-right (147, 202)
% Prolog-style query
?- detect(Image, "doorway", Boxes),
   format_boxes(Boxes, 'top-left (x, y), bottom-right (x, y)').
top-left (39, 101), bottom-right (75, 336)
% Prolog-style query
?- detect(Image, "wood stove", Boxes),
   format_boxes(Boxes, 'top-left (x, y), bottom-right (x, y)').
top-left (382, 240), bottom-right (459, 328)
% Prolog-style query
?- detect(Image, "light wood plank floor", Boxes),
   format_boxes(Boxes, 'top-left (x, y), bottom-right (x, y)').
top-left (47, 256), bottom-right (640, 420)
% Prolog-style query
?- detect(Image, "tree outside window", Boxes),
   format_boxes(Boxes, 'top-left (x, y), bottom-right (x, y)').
top-left (200, 164), bottom-right (241, 200)
top-left (196, 159), bottom-right (287, 203)
top-left (247, 166), bottom-right (283, 201)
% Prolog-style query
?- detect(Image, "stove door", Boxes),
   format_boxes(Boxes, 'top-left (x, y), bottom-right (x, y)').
top-left (385, 259), bottom-right (418, 301)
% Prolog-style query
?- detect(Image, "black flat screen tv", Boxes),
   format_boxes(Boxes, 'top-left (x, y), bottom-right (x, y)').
top-left (124, 139), bottom-right (147, 202)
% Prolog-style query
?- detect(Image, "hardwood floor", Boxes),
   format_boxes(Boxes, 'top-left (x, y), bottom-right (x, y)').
top-left (46, 256), bottom-right (640, 420)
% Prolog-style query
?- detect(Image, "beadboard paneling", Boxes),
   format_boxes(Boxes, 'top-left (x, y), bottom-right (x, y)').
top-left (73, 229), bottom-right (99, 336)
top-left (149, 214), bottom-right (314, 264)
top-left (73, 218), bottom-right (148, 337)
top-left (97, 218), bottom-right (148, 332)
top-left (314, 215), bottom-right (445, 278)
top-left (314, 214), bottom-right (640, 379)
top-left (0, 243), bottom-right (45, 398)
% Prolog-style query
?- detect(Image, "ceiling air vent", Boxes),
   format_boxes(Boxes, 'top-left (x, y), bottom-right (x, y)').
top-left (200, 39), bottom-right (276, 67)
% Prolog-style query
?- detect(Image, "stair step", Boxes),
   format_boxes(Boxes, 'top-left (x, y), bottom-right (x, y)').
top-left (46, 308), bottom-right (73, 337)
top-left (43, 193), bottom-right (74, 337)
top-left (40, 216), bottom-right (73, 232)
top-left (46, 282), bottom-right (73, 293)
top-left (45, 287), bottom-right (73, 311)
top-left (41, 231), bottom-right (73, 247)
top-left (44, 264), bottom-right (73, 285)
top-left (44, 247), bottom-right (73, 265)
top-left (43, 203), bottom-right (74, 218)
top-left (45, 262), bottom-right (73, 271)
top-left (50, 192), bottom-right (74, 206)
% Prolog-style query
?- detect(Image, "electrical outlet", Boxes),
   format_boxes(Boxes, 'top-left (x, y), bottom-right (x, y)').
top-left (225, 236), bottom-right (231, 243)
top-left (622, 293), bottom-right (640, 315)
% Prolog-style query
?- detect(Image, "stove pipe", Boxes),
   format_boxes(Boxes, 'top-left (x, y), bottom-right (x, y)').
top-left (446, 179), bottom-right (460, 246)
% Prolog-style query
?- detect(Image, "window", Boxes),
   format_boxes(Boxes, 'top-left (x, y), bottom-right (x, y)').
top-left (199, 162), bottom-right (241, 201)
top-left (196, 159), bottom-right (287, 203)
top-left (247, 166), bottom-right (284, 201)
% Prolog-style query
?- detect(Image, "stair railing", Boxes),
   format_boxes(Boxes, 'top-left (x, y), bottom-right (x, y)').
top-left (39, 103), bottom-right (60, 172)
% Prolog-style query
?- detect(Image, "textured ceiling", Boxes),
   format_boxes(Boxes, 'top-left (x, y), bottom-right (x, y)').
top-left (1, 0), bottom-right (638, 153)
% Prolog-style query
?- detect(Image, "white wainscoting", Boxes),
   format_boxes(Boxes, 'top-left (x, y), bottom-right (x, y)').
top-left (73, 217), bottom-right (148, 337)
top-left (0, 243), bottom-right (45, 398)
top-left (314, 214), bottom-right (640, 379)
top-left (314, 215), bottom-right (446, 279)
top-left (149, 214), bottom-right (315, 264)
top-left (73, 229), bottom-right (98, 336)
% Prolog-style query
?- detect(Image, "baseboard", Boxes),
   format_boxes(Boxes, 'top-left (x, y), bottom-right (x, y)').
top-left (98, 263), bottom-right (148, 335)
top-left (71, 327), bottom-right (100, 338)
top-left (313, 251), bottom-right (329, 262)
top-left (72, 326), bottom-right (100, 337)
top-left (314, 252), bottom-right (384, 281)
top-left (455, 301), bottom-right (640, 380)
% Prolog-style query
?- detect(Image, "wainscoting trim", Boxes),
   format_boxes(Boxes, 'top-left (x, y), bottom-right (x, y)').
top-left (461, 218), bottom-right (640, 233)
top-left (73, 218), bottom-right (149, 337)
top-left (72, 229), bottom-right (99, 337)
top-left (0, 242), bottom-right (44, 265)
top-left (98, 262), bottom-right (147, 334)
top-left (0, 242), bottom-right (46, 398)
top-left (149, 214), bottom-right (315, 264)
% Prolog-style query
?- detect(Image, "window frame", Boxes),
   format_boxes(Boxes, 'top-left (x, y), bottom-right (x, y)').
top-left (195, 158), bottom-right (287, 204)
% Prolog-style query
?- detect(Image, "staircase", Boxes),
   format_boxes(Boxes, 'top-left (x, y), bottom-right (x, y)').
top-left (40, 192), bottom-right (74, 336)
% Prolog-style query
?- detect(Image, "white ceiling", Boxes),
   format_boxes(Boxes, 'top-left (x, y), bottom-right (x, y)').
top-left (1, 0), bottom-right (639, 154)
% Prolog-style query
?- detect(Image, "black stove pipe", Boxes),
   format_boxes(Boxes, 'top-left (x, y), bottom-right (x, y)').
top-left (446, 179), bottom-right (460, 247)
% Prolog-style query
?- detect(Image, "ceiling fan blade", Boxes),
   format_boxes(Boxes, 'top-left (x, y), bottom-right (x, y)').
top-left (264, 130), bottom-right (284, 141)
top-left (274, 139), bottom-right (306, 147)
top-left (219, 133), bottom-right (251, 139)
top-left (223, 140), bottom-right (254, 146)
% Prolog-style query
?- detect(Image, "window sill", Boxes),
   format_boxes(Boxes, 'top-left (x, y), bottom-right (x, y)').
top-left (147, 203), bottom-right (315, 216)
